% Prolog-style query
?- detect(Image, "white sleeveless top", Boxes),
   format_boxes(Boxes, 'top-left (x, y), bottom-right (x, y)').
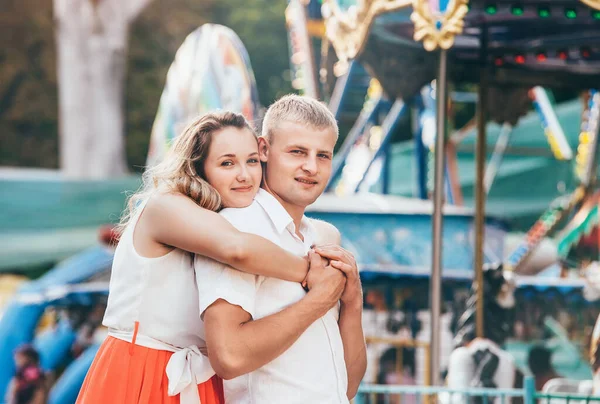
top-left (103, 200), bottom-right (215, 404)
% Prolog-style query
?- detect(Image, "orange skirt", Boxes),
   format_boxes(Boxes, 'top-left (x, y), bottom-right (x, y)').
top-left (76, 336), bottom-right (224, 404)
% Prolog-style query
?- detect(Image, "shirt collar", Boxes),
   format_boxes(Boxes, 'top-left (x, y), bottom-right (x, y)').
top-left (254, 188), bottom-right (312, 238)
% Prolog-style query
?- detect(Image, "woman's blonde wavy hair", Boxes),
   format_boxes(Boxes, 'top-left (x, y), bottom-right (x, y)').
top-left (118, 111), bottom-right (254, 232)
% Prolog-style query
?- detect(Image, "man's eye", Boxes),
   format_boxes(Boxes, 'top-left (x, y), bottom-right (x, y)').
top-left (318, 154), bottom-right (331, 159)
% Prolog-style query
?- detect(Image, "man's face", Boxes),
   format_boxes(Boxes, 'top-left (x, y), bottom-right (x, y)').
top-left (260, 121), bottom-right (336, 211)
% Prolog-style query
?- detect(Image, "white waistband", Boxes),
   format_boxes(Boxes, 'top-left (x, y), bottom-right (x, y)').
top-left (108, 329), bottom-right (216, 404)
top-left (108, 328), bottom-right (184, 352)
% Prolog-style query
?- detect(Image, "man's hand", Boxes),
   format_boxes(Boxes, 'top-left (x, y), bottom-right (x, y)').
top-left (305, 250), bottom-right (345, 308)
top-left (314, 244), bottom-right (362, 308)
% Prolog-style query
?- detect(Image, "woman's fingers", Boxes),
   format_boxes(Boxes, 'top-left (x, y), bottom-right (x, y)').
top-left (331, 260), bottom-right (355, 276)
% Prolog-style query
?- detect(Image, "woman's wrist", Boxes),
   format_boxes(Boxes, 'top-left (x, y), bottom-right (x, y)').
top-left (300, 255), bottom-right (310, 286)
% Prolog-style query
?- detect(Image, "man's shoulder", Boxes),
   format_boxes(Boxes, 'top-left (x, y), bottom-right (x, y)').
top-left (220, 201), bottom-right (278, 241)
top-left (220, 201), bottom-right (267, 229)
top-left (309, 218), bottom-right (341, 245)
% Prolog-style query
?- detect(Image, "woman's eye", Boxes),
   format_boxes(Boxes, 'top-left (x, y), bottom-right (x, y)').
top-left (248, 158), bottom-right (260, 164)
top-left (221, 161), bottom-right (233, 167)
top-left (291, 150), bottom-right (304, 155)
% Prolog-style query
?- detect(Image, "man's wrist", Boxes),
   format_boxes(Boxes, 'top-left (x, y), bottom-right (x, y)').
top-left (340, 297), bottom-right (363, 313)
top-left (303, 291), bottom-right (335, 318)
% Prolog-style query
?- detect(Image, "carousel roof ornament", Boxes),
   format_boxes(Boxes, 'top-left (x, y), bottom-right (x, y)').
top-left (582, 0), bottom-right (600, 10)
top-left (322, 0), bottom-right (412, 64)
top-left (410, 0), bottom-right (469, 51)
top-left (323, 0), bottom-right (600, 98)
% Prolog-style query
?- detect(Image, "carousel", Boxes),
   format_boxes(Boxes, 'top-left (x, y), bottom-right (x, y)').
top-left (319, 0), bottom-right (600, 389)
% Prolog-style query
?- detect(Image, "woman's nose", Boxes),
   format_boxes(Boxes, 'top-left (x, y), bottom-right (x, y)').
top-left (237, 165), bottom-right (251, 181)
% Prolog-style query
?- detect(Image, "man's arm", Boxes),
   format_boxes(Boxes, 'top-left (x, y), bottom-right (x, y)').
top-left (312, 220), bottom-right (367, 399)
top-left (201, 252), bottom-right (346, 380)
top-left (338, 298), bottom-right (367, 398)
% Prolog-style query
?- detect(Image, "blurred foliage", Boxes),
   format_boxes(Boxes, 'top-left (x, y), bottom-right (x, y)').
top-left (0, 0), bottom-right (58, 168)
top-left (4, 1), bottom-right (577, 172)
top-left (210, 0), bottom-right (294, 106)
top-left (1, 0), bottom-right (294, 171)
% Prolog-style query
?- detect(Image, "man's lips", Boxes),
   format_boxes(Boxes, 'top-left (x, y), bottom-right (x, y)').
top-left (295, 177), bottom-right (318, 185)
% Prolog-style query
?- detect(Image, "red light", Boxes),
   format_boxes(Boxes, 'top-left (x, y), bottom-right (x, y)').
top-left (515, 54), bottom-right (526, 64)
top-left (558, 50), bottom-right (568, 60)
top-left (581, 48), bottom-right (591, 58)
top-left (536, 53), bottom-right (547, 62)
top-left (494, 57), bottom-right (504, 66)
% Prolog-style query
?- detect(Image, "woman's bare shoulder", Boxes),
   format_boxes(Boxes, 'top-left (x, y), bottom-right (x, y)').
top-left (145, 192), bottom-right (196, 214)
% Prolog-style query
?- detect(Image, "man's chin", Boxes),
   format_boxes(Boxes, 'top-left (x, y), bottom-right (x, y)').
top-left (296, 192), bottom-right (322, 207)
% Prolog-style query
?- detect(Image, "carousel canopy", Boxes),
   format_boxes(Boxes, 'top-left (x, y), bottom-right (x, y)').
top-left (324, 0), bottom-right (600, 101)
top-left (384, 99), bottom-right (586, 229)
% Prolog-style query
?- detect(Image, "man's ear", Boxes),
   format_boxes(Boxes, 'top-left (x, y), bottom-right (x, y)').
top-left (258, 137), bottom-right (269, 162)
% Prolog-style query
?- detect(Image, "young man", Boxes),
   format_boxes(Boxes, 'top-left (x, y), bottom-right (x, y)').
top-left (195, 94), bottom-right (367, 403)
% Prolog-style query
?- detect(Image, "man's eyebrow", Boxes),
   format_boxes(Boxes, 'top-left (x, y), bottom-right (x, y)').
top-left (287, 145), bottom-right (309, 151)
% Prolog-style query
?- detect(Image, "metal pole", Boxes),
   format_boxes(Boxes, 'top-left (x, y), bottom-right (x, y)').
top-left (413, 100), bottom-right (428, 200)
top-left (483, 123), bottom-right (512, 195)
top-left (475, 30), bottom-right (488, 339)
top-left (429, 49), bottom-right (448, 387)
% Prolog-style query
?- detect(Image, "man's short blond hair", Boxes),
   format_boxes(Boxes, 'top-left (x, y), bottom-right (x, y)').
top-left (262, 94), bottom-right (339, 142)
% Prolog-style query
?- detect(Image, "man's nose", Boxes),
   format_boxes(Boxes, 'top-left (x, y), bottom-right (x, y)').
top-left (302, 156), bottom-right (318, 174)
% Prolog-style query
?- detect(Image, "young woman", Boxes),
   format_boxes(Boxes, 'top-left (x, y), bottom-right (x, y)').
top-left (76, 112), bottom-right (311, 404)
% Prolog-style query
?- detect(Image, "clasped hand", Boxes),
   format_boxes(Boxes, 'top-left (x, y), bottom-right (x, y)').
top-left (303, 244), bottom-right (362, 308)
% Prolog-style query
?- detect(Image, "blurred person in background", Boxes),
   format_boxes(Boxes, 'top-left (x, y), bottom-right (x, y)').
top-left (528, 345), bottom-right (560, 391)
top-left (5, 344), bottom-right (47, 404)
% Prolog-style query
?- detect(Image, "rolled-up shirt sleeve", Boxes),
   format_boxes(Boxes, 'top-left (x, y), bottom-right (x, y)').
top-left (195, 204), bottom-right (268, 320)
top-left (195, 254), bottom-right (258, 319)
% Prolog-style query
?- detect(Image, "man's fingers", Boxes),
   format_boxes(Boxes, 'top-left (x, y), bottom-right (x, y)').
top-left (315, 248), bottom-right (347, 262)
top-left (314, 243), bottom-right (338, 249)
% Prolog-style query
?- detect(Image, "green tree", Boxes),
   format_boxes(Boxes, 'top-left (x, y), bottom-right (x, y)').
top-left (0, 0), bottom-right (58, 168)
top-left (125, 0), bottom-right (213, 171)
top-left (0, 0), bottom-right (294, 171)
top-left (211, 0), bottom-right (294, 107)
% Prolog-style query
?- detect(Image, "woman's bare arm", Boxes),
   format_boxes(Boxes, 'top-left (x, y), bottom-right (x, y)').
top-left (142, 193), bottom-right (308, 282)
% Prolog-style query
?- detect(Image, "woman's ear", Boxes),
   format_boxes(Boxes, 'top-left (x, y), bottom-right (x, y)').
top-left (258, 137), bottom-right (269, 162)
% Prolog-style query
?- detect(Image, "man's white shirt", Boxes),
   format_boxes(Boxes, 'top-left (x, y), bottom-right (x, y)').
top-left (195, 189), bottom-right (349, 404)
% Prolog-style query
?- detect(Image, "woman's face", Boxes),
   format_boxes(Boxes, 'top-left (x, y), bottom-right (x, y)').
top-left (204, 127), bottom-right (262, 208)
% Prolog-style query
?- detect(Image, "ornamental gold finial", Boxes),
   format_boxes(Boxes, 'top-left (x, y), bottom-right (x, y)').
top-left (410, 0), bottom-right (469, 51)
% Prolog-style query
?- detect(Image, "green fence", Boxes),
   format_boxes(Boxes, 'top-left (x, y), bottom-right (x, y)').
top-left (355, 376), bottom-right (599, 404)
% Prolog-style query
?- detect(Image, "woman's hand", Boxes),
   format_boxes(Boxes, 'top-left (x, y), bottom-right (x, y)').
top-left (313, 244), bottom-right (362, 308)
top-left (301, 250), bottom-right (329, 290)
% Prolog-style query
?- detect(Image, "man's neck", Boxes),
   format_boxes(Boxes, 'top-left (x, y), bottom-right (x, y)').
top-left (260, 186), bottom-right (305, 239)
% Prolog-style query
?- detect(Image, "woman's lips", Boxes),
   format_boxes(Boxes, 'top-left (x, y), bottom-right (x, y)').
top-left (232, 186), bottom-right (254, 192)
